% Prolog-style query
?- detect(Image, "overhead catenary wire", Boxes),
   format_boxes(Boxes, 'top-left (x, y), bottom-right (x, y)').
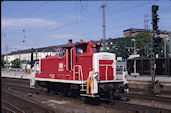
top-left (2, 1), bottom-right (158, 54)
top-left (18, 2), bottom-right (151, 44)
top-left (24, 21), bottom-right (146, 47)
top-left (26, 1), bottom-right (153, 39)
top-left (2, 1), bottom-right (48, 32)
top-left (2, 1), bottom-right (151, 39)
top-left (2, 1), bottom-right (127, 36)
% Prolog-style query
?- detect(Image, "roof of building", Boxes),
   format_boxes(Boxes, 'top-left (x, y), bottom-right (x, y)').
top-left (123, 28), bottom-right (171, 34)
top-left (7, 45), bottom-right (61, 56)
top-left (123, 28), bottom-right (149, 32)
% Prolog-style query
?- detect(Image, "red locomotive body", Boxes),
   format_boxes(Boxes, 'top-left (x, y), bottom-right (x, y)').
top-left (35, 42), bottom-right (96, 82)
top-left (31, 41), bottom-right (128, 98)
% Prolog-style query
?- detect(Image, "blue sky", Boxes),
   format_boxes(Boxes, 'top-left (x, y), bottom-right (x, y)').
top-left (1, 1), bottom-right (171, 54)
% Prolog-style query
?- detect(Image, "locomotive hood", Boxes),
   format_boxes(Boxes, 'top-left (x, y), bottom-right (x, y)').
top-left (93, 52), bottom-right (116, 80)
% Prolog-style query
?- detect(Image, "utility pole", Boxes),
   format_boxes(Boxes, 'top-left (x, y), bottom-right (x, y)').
top-left (4, 33), bottom-right (8, 69)
top-left (101, 5), bottom-right (106, 51)
top-left (164, 30), bottom-right (167, 58)
top-left (22, 29), bottom-right (26, 50)
top-left (144, 14), bottom-right (148, 31)
top-left (133, 39), bottom-right (137, 73)
top-left (36, 49), bottom-right (38, 60)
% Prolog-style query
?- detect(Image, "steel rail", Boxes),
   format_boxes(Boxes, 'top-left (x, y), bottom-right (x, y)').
top-left (100, 97), bottom-right (171, 113)
top-left (1, 83), bottom-right (46, 95)
top-left (2, 106), bottom-right (16, 113)
top-left (2, 99), bottom-right (25, 113)
top-left (2, 89), bottom-right (55, 113)
top-left (2, 77), bottom-right (30, 84)
top-left (115, 92), bottom-right (171, 103)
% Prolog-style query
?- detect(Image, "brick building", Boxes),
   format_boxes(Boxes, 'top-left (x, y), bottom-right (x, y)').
top-left (123, 28), bottom-right (170, 38)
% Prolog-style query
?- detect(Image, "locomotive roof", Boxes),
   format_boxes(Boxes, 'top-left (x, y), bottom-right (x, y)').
top-left (6, 41), bottom-right (100, 56)
top-left (60, 42), bottom-right (93, 48)
top-left (59, 43), bottom-right (76, 48)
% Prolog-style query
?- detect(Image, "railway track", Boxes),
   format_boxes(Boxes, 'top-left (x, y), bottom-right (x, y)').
top-left (2, 89), bottom-right (55, 113)
top-left (2, 99), bottom-right (25, 113)
top-left (4, 83), bottom-right (171, 113)
top-left (2, 77), bottom-right (30, 84)
top-left (115, 92), bottom-right (171, 104)
top-left (2, 77), bottom-right (171, 113)
top-left (2, 77), bottom-right (171, 103)
top-left (130, 88), bottom-right (171, 95)
top-left (100, 98), bottom-right (171, 113)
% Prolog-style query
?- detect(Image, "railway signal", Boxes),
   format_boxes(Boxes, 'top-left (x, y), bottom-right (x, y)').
top-left (149, 5), bottom-right (163, 94)
top-left (152, 5), bottom-right (159, 32)
top-left (152, 5), bottom-right (161, 48)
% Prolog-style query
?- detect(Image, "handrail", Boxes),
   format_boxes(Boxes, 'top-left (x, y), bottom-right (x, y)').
top-left (73, 65), bottom-right (84, 90)
top-left (66, 49), bottom-right (68, 70)
top-left (70, 48), bottom-right (73, 70)
top-left (80, 66), bottom-right (84, 90)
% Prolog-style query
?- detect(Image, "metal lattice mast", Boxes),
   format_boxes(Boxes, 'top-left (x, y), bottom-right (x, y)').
top-left (144, 14), bottom-right (148, 31)
top-left (101, 5), bottom-right (106, 51)
top-left (150, 31), bottom-right (155, 85)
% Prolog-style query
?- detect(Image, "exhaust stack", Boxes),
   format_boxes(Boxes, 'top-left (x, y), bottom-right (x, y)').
top-left (68, 39), bottom-right (72, 44)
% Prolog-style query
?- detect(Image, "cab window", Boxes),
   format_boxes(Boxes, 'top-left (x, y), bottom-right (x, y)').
top-left (93, 45), bottom-right (100, 53)
top-left (76, 44), bottom-right (87, 54)
top-left (58, 48), bottom-right (66, 57)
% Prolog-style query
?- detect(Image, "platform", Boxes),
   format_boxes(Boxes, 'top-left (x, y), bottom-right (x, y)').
top-left (1, 70), bottom-right (171, 82)
top-left (127, 75), bottom-right (171, 83)
top-left (1, 70), bottom-right (31, 79)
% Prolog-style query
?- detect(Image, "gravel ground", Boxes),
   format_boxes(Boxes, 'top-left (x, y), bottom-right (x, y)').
top-left (2, 90), bottom-right (54, 113)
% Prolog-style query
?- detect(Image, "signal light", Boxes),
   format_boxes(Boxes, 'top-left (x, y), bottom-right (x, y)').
top-left (152, 5), bottom-right (159, 31)
top-left (152, 5), bottom-right (159, 12)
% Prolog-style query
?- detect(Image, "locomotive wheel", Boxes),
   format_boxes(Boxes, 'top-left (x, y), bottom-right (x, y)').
top-left (67, 90), bottom-right (72, 97)
top-left (57, 91), bottom-right (65, 96)
top-left (46, 87), bottom-right (52, 94)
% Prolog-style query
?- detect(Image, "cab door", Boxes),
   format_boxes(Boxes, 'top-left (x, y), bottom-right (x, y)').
top-left (66, 48), bottom-right (73, 71)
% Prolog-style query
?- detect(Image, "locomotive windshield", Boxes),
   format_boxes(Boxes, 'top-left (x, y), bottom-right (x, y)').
top-left (93, 44), bottom-right (100, 53)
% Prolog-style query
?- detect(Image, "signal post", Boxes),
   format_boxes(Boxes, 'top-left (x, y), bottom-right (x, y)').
top-left (149, 5), bottom-right (163, 94)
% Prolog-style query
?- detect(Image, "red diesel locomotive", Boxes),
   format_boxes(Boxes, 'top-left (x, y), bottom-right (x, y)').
top-left (31, 40), bottom-right (128, 98)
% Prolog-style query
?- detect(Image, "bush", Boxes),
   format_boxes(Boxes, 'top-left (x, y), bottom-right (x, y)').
top-left (11, 58), bottom-right (20, 68)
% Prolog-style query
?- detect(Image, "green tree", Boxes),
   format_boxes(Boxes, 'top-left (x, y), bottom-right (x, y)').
top-left (11, 58), bottom-right (20, 68)
top-left (134, 32), bottom-right (151, 57)
top-left (1, 58), bottom-right (6, 67)
top-left (110, 36), bottom-right (134, 59)
top-left (108, 32), bottom-right (167, 59)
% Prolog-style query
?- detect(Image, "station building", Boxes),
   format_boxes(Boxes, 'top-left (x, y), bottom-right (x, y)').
top-left (127, 58), bottom-right (171, 76)
top-left (3, 45), bottom-right (60, 66)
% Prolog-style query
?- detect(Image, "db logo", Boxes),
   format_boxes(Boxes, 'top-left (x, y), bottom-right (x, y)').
top-left (58, 63), bottom-right (64, 71)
